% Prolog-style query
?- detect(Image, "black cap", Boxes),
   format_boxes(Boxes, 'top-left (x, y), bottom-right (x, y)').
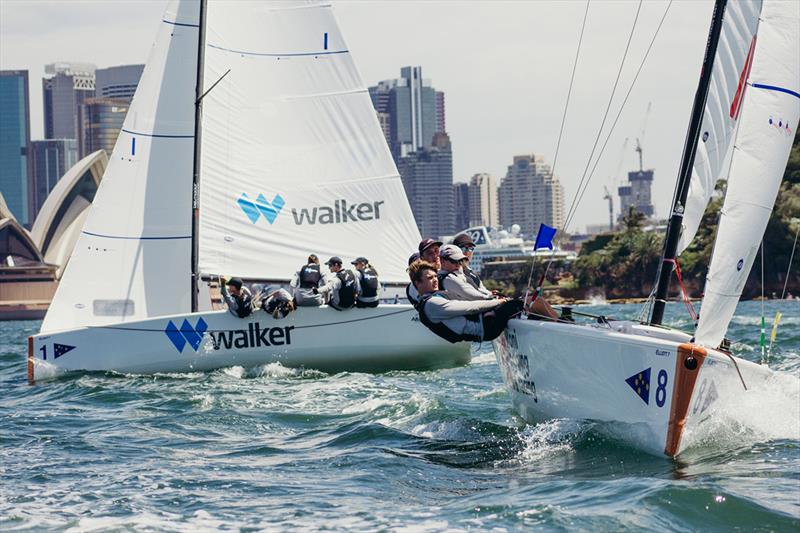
top-left (350, 256), bottom-right (368, 265)
top-left (407, 252), bottom-right (420, 266)
top-left (325, 256), bottom-right (343, 265)
top-left (226, 277), bottom-right (243, 289)
top-left (418, 238), bottom-right (443, 253)
top-left (452, 233), bottom-right (475, 248)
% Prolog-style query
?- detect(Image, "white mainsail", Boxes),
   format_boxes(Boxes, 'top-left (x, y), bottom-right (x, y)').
top-left (197, 0), bottom-right (420, 283)
top-left (678, 0), bottom-right (762, 254)
top-left (42, 0), bottom-right (200, 333)
top-left (695, 0), bottom-right (799, 348)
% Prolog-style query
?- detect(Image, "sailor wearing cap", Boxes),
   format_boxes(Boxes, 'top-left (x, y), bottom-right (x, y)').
top-left (438, 244), bottom-right (495, 301)
top-left (291, 254), bottom-right (325, 307)
top-left (220, 277), bottom-right (254, 318)
top-left (418, 238), bottom-right (443, 270)
top-left (452, 233), bottom-right (491, 295)
top-left (315, 256), bottom-right (360, 311)
top-left (351, 257), bottom-right (380, 308)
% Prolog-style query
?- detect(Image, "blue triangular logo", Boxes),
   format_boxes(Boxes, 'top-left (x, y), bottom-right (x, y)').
top-left (53, 343), bottom-right (76, 359)
top-left (625, 368), bottom-right (651, 404)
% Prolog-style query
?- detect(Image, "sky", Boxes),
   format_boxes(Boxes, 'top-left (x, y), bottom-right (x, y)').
top-left (0, 0), bottom-right (716, 232)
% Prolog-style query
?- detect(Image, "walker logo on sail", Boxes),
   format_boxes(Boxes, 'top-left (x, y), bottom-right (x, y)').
top-left (238, 193), bottom-right (385, 226)
top-left (238, 193), bottom-right (285, 224)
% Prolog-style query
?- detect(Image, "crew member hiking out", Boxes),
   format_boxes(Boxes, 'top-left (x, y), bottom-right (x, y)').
top-left (316, 256), bottom-right (360, 311)
top-left (292, 254), bottom-right (325, 307)
top-left (220, 277), bottom-right (253, 318)
top-left (351, 257), bottom-right (380, 308)
top-left (408, 260), bottom-right (523, 342)
top-left (405, 252), bottom-right (421, 305)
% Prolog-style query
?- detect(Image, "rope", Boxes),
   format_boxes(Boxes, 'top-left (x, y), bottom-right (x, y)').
top-left (780, 222), bottom-right (799, 299)
top-left (760, 241), bottom-right (766, 362)
top-left (87, 307), bottom-right (414, 334)
top-left (665, 258), bottom-right (698, 321)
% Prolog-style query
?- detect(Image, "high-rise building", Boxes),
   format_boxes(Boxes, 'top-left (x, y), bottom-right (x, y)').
top-left (453, 182), bottom-right (469, 232)
top-left (618, 171), bottom-right (654, 220)
top-left (368, 66), bottom-right (444, 159)
top-left (95, 64), bottom-right (144, 101)
top-left (30, 139), bottom-right (78, 221)
top-left (499, 154), bottom-right (565, 236)
top-left (467, 173), bottom-right (498, 228)
top-left (78, 97), bottom-right (129, 158)
top-left (0, 70), bottom-right (33, 225)
top-left (42, 62), bottom-right (96, 141)
top-left (396, 133), bottom-right (454, 237)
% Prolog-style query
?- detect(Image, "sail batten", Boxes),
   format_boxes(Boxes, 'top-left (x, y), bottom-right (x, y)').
top-left (695, 0), bottom-right (799, 348)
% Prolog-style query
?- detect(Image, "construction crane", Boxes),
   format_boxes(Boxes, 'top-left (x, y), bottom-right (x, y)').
top-left (603, 186), bottom-right (614, 231)
top-left (635, 102), bottom-right (652, 172)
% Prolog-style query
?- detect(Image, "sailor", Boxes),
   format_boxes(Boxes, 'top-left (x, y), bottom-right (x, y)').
top-left (316, 256), bottom-right (360, 311)
top-left (452, 233), bottom-right (492, 294)
top-left (220, 277), bottom-right (253, 318)
top-left (291, 254), bottom-right (325, 307)
top-left (408, 259), bottom-right (524, 342)
top-left (405, 252), bottom-right (421, 305)
top-left (259, 286), bottom-right (297, 319)
top-left (418, 238), bottom-right (443, 270)
top-left (351, 257), bottom-right (380, 308)
top-left (438, 244), bottom-right (495, 301)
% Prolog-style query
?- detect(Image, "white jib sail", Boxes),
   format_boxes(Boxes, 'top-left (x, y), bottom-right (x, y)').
top-left (41, 0), bottom-right (199, 333)
top-left (695, 0), bottom-right (799, 348)
top-left (198, 0), bottom-right (421, 284)
top-left (678, 0), bottom-right (762, 254)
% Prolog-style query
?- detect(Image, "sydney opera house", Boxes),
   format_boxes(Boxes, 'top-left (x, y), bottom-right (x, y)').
top-left (0, 150), bottom-right (107, 319)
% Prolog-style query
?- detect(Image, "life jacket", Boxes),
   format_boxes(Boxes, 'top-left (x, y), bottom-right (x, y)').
top-left (437, 270), bottom-right (455, 291)
top-left (336, 270), bottom-right (357, 308)
top-left (414, 292), bottom-right (482, 344)
top-left (299, 263), bottom-right (322, 289)
top-left (406, 283), bottom-right (419, 306)
top-left (358, 266), bottom-right (379, 298)
top-left (463, 267), bottom-right (482, 290)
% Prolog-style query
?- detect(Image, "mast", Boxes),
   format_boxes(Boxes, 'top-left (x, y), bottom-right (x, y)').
top-left (190, 0), bottom-right (208, 313)
top-left (650, 0), bottom-right (728, 325)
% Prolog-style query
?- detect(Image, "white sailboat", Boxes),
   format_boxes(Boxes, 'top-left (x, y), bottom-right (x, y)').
top-left (494, 0), bottom-right (799, 457)
top-left (27, 0), bottom-right (469, 383)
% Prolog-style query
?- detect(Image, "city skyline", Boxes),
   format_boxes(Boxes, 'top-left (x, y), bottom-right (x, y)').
top-left (0, 0), bottom-right (716, 232)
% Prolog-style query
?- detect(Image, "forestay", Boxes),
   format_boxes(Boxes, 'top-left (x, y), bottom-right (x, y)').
top-left (695, 0), bottom-right (799, 348)
top-left (198, 0), bottom-right (420, 283)
top-left (678, 0), bottom-right (762, 254)
top-left (41, 0), bottom-right (199, 333)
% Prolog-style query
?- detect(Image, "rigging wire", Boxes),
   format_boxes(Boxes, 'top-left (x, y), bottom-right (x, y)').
top-left (522, 0), bottom-right (590, 309)
top-left (524, 0), bottom-right (672, 302)
top-left (562, 0), bottom-right (644, 234)
top-left (780, 222), bottom-right (799, 299)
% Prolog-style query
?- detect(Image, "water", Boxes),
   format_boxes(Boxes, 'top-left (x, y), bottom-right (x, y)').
top-left (2, 301), bottom-right (798, 531)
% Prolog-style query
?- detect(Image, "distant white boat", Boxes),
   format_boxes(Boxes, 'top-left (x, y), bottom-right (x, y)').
top-left (27, 0), bottom-right (469, 383)
top-left (456, 225), bottom-right (576, 274)
top-left (494, 0), bottom-right (799, 457)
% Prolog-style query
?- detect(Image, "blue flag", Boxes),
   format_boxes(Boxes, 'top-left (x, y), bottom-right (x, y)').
top-left (534, 224), bottom-right (557, 251)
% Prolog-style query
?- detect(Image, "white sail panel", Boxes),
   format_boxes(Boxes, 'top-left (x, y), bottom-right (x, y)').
top-left (41, 0), bottom-right (199, 333)
top-left (198, 1), bottom-right (420, 283)
top-left (695, 0), bottom-right (799, 348)
top-left (678, 0), bottom-right (762, 253)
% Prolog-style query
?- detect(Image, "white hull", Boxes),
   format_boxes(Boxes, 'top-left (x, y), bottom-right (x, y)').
top-left (29, 305), bottom-right (469, 383)
top-left (493, 319), bottom-right (773, 457)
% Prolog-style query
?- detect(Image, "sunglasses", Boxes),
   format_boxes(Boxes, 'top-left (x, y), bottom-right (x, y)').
top-left (459, 246), bottom-right (475, 251)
